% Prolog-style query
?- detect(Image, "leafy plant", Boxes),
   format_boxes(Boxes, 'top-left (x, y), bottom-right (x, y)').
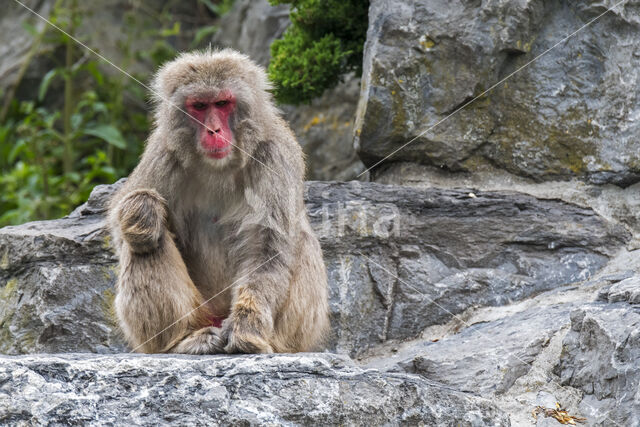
top-left (268, 0), bottom-right (369, 104)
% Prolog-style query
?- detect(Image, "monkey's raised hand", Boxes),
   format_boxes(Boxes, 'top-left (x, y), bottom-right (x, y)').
top-left (116, 189), bottom-right (167, 254)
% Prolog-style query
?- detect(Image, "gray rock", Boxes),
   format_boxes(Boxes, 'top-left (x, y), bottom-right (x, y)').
top-left (367, 303), bottom-right (573, 396)
top-left (211, 0), bottom-right (290, 68)
top-left (0, 181), bottom-right (629, 357)
top-left (360, 254), bottom-right (640, 426)
top-left (0, 352), bottom-right (510, 426)
top-left (597, 275), bottom-right (640, 304)
top-left (308, 181), bottom-right (628, 354)
top-left (0, 208), bottom-right (124, 354)
top-left (0, 0), bottom-right (52, 101)
top-left (281, 75), bottom-right (365, 181)
top-left (372, 162), bottom-right (640, 238)
top-left (355, 0), bottom-right (640, 186)
top-left (212, 0), bottom-right (365, 181)
top-left (556, 297), bottom-right (640, 426)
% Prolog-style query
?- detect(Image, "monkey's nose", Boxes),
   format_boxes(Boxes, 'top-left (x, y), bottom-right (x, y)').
top-left (207, 128), bottom-right (221, 135)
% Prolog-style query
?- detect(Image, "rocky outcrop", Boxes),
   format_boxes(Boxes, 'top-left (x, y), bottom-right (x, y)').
top-left (1, 180), bottom-right (629, 358)
top-left (363, 248), bottom-right (640, 427)
top-left (282, 76), bottom-right (364, 181)
top-left (1, 180), bottom-right (638, 424)
top-left (212, 0), bottom-right (365, 181)
top-left (373, 162), bottom-right (640, 239)
top-left (554, 277), bottom-right (640, 426)
top-left (0, 353), bottom-right (510, 426)
top-left (309, 181), bottom-right (628, 356)
top-left (355, 0), bottom-right (640, 187)
top-left (0, 199), bottom-right (123, 354)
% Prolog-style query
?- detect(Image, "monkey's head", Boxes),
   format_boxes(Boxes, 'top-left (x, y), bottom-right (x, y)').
top-left (152, 49), bottom-right (276, 170)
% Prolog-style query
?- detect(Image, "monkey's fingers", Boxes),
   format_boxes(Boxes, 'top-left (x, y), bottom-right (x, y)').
top-left (224, 329), bottom-right (273, 354)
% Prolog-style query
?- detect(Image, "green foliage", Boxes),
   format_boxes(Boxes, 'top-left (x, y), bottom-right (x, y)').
top-left (268, 0), bottom-right (369, 104)
top-left (0, 0), bottom-right (231, 226)
top-left (0, 77), bottom-right (142, 225)
top-left (198, 0), bottom-right (236, 16)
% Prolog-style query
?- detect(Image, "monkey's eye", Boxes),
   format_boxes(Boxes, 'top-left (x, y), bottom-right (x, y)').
top-left (214, 100), bottom-right (229, 107)
top-left (192, 102), bottom-right (207, 111)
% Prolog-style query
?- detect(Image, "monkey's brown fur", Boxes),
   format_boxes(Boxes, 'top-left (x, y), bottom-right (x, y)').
top-left (108, 49), bottom-right (329, 354)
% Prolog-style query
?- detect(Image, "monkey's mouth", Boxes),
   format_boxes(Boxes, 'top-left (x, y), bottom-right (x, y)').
top-left (204, 146), bottom-right (232, 159)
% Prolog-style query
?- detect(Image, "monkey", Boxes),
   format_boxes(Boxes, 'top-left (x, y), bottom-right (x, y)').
top-left (107, 49), bottom-right (329, 354)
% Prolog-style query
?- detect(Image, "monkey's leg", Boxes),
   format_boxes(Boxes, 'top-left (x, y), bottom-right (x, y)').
top-left (222, 248), bottom-right (295, 354)
top-left (269, 235), bottom-right (330, 353)
top-left (114, 190), bottom-right (222, 354)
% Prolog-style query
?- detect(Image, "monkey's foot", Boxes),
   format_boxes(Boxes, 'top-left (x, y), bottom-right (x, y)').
top-left (170, 327), bottom-right (225, 354)
top-left (224, 331), bottom-right (273, 354)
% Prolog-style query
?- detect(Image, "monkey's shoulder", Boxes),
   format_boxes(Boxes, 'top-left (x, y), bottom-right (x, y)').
top-left (250, 137), bottom-right (304, 180)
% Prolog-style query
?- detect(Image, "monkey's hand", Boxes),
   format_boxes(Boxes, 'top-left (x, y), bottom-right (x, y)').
top-left (222, 295), bottom-right (274, 354)
top-left (223, 324), bottom-right (273, 354)
top-left (116, 189), bottom-right (167, 254)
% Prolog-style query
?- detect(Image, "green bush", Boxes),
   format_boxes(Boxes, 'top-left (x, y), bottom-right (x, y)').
top-left (268, 0), bottom-right (369, 104)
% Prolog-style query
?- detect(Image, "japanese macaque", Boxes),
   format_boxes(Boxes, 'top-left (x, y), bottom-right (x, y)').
top-left (108, 49), bottom-right (329, 354)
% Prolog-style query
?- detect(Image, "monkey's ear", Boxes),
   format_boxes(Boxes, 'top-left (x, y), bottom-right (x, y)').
top-left (152, 61), bottom-right (183, 99)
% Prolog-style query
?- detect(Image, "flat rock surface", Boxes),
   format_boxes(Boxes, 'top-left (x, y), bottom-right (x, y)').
top-left (0, 353), bottom-right (509, 426)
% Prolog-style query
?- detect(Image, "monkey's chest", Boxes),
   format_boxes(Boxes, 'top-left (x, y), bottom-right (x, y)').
top-left (179, 214), bottom-right (234, 299)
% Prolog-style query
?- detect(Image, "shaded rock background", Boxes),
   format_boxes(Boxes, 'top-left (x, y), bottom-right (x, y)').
top-left (0, 1), bottom-right (53, 99)
top-left (2, 0), bottom-right (640, 426)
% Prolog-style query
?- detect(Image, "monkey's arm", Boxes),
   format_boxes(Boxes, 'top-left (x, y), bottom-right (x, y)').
top-left (223, 222), bottom-right (297, 354)
top-left (108, 153), bottom-right (219, 354)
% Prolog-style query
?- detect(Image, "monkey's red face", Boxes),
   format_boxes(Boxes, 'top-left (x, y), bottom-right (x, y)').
top-left (185, 90), bottom-right (236, 160)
